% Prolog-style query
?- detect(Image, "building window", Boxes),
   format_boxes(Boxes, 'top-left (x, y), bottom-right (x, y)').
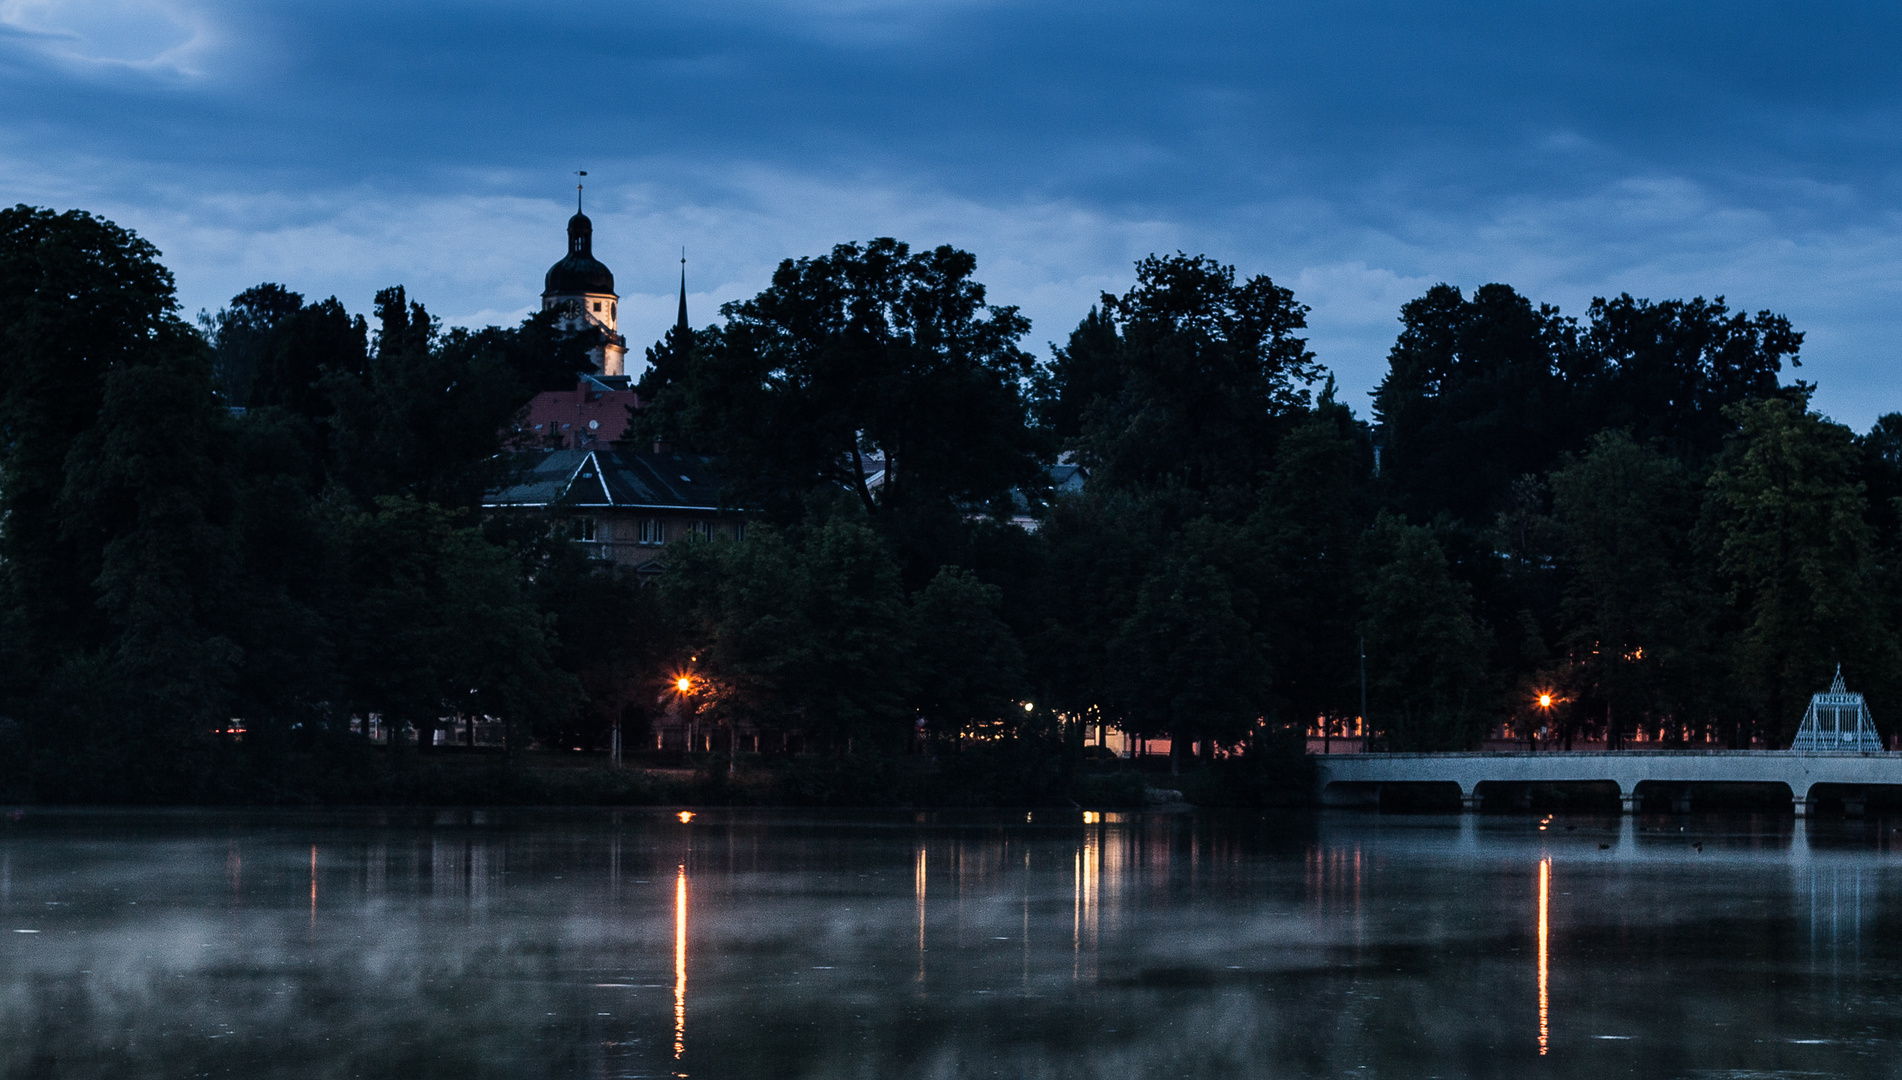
top-left (575, 517), bottom-right (597, 542)
top-left (611, 302), bottom-right (617, 319)
top-left (689, 520), bottom-right (711, 539)
top-left (733, 520), bottom-right (745, 542)
top-left (593, 301), bottom-right (602, 312)
top-left (639, 519), bottom-right (666, 545)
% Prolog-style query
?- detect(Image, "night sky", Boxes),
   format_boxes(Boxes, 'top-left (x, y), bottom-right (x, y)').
top-left (6, 1), bottom-right (1900, 426)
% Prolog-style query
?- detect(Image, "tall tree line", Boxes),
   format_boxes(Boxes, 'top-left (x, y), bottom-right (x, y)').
top-left (6, 205), bottom-right (1902, 804)
top-left (0, 207), bottom-right (593, 800)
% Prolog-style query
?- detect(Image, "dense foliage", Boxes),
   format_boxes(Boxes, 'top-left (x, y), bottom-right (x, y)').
top-left (4, 204), bottom-right (1900, 805)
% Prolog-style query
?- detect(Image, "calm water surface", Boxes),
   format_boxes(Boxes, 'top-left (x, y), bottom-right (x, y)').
top-left (1, 807), bottom-right (1899, 1078)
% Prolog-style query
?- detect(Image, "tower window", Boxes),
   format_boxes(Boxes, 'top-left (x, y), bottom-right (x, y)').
top-left (593, 301), bottom-right (602, 312)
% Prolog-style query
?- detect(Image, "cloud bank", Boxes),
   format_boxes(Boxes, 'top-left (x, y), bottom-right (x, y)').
top-left (3, 0), bottom-right (1899, 425)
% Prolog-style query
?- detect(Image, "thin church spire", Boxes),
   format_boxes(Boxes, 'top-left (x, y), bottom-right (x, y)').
top-left (676, 248), bottom-right (689, 336)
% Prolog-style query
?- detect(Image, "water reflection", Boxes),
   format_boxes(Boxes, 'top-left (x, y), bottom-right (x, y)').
top-left (1538, 856), bottom-right (1550, 1057)
top-left (6, 810), bottom-right (1902, 1078)
top-left (674, 863), bottom-right (688, 1066)
top-left (915, 845), bottom-right (927, 982)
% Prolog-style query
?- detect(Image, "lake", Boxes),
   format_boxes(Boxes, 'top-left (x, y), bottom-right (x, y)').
top-left (1, 807), bottom-right (1898, 1078)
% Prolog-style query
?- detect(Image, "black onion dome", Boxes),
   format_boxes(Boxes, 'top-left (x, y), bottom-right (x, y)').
top-left (543, 212), bottom-right (615, 295)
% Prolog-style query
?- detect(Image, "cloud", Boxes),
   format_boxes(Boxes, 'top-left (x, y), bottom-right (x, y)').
top-left (0, 0), bottom-right (218, 75)
top-left (4, 0), bottom-right (1902, 426)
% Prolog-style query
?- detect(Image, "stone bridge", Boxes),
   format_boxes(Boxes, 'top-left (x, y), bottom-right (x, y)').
top-left (1314, 751), bottom-right (1902, 815)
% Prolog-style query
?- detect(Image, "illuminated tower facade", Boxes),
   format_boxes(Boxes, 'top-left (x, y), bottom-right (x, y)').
top-left (542, 202), bottom-right (628, 376)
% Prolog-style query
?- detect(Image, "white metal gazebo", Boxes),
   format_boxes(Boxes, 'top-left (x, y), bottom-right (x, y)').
top-left (1789, 666), bottom-right (1885, 753)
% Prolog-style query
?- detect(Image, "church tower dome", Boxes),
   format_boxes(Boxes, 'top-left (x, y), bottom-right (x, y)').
top-left (544, 212), bottom-right (615, 295)
top-left (541, 185), bottom-right (627, 376)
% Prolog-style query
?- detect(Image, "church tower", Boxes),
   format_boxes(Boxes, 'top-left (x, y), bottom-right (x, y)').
top-left (542, 187), bottom-right (628, 376)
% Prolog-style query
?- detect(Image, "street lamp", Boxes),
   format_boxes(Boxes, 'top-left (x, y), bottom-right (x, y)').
top-left (1532, 690), bottom-right (1557, 751)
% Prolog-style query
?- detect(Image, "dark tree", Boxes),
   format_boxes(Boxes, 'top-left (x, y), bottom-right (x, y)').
top-left (252, 297), bottom-right (370, 422)
top-left (1548, 430), bottom-right (1724, 746)
top-left (333, 497), bottom-right (570, 757)
top-left (322, 285), bottom-right (529, 511)
top-left (1700, 398), bottom-right (1898, 741)
top-left (1079, 253), bottom-right (1320, 506)
top-left (663, 500), bottom-right (916, 751)
top-left (0, 206), bottom-right (186, 671)
top-left (1029, 305), bottom-right (1120, 444)
top-left (1373, 283), bottom-right (1579, 525)
top-left (1356, 513), bottom-right (1490, 750)
top-left (1249, 386), bottom-right (1377, 730)
top-left (635, 323), bottom-right (695, 410)
top-left (649, 238), bottom-right (1047, 521)
top-left (202, 282), bottom-right (304, 406)
top-left (1580, 293), bottom-right (1803, 463)
top-left (1111, 530), bottom-right (1268, 771)
top-left (910, 566), bottom-right (1028, 742)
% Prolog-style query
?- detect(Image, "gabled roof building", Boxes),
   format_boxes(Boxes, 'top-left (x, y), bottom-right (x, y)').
top-left (485, 448), bottom-right (743, 573)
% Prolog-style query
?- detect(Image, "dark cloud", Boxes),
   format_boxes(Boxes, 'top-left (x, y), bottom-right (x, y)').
top-left (4, 1), bottom-right (1900, 424)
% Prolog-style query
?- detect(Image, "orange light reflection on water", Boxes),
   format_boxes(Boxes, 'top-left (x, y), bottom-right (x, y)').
top-left (1538, 857), bottom-right (1550, 1056)
top-left (674, 864), bottom-right (688, 1064)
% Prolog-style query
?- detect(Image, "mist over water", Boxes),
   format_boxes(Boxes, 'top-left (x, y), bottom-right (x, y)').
top-left (0, 807), bottom-right (1896, 1078)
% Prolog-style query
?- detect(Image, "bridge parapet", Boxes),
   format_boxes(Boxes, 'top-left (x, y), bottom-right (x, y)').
top-left (1314, 750), bottom-right (1902, 815)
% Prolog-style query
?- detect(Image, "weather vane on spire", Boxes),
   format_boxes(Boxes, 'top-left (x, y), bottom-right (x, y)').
top-left (575, 170), bottom-right (587, 213)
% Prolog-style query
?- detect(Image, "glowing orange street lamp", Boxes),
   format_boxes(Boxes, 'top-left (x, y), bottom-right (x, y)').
top-left (1530, 690), bottom-right (1556, 751)
top-left (676, 675), bottom-right (693, 695)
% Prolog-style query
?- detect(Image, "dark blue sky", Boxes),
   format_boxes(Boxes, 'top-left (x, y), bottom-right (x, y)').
top-left (6, 1), bottom-right (1901, 426)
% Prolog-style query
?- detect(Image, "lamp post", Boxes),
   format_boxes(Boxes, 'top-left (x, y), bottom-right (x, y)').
top-left (673, 672), bottom-right (696, 759)
top-left (1359, 637), bottom-right (1370, 754)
